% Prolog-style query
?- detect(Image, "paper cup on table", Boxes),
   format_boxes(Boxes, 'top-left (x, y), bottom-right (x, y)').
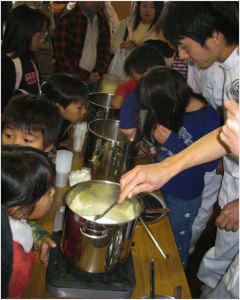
top-left (55, 150), bottom-right (73, 188)
top-left (73, 134), bottom-right (85, 152)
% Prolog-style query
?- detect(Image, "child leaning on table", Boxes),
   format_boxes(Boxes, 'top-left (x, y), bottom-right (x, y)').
top-left (1, 145), bottom-right (56, 299)
top-left (41, 73), bottom-right (89, 155)
top-left (1, 94), bottom-right (62, 268)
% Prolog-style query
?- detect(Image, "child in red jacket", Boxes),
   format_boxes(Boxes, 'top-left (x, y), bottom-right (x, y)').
top-left (1, 145), bottom-right (56, 298)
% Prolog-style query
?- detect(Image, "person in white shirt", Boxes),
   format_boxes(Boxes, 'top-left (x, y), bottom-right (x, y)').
top-left (118, 2), bottom-right (239, 298)
top-left (67, 1), bottom-right (119, 37)
top-left (187, 61), bottom-right (224, 254)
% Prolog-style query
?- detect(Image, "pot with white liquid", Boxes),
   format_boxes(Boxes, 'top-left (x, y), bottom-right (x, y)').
top-left (61, 180), bottom-right (143, 273)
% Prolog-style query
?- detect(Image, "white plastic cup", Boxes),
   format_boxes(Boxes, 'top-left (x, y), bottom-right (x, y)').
top-left (73, 134), bottom-right (85, 152)
top-left (55, 172), bottom-right (69, 188)
top-left (55, 150), bottom-right (73, 188)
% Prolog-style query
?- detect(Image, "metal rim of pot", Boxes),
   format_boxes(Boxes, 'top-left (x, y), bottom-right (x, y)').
top-left (87, 119), bottom-right (141, 144)
top-left (65, 180), bottom-right (144, 225)
top-left (88, 92), bottom-right (121, 109)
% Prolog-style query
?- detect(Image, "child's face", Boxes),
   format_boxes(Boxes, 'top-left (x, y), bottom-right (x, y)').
top-left (27, 187), bottom-right (55, 220)
top-left (29, 21), bottom-right (48, 52)
top-left (58, 101), bottom-right (87, 124)
top-left (1, 125), bottom-right (51, 152)
top-left (130, 70), bottom-right (142, 83)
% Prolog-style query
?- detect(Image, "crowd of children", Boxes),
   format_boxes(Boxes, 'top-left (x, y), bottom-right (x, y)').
top-left (1, 1), bottom-right (239, 299)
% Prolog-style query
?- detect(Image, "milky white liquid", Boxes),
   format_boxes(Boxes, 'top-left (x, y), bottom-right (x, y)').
top-left (82, 216), bottom-right (118, 224)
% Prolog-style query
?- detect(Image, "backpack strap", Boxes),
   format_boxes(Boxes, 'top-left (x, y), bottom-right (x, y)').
top-left (7, 54), bottom-right (23, 91)
top-left (7, 54), bottom-right (41, 95)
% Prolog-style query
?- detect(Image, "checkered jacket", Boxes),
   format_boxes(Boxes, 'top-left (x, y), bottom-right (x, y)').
top-left (53, 3), bottom-right (111, 81)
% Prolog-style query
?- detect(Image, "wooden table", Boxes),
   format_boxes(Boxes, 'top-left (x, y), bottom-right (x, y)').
top-left (22, 135), bottom-right (192, 299)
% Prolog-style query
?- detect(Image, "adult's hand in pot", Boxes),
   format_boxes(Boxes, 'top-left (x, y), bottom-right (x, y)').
top-left (120, 39), bottom-right (137, 50)
top-left (119, 128), bottom-right (137, 141)
top-left (118, 159), bottom-right (176, 203)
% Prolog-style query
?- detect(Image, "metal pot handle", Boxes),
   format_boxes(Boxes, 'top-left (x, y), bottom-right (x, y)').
top-left (89, 145), bottom-right (105, 166)
top-left (112, 143), bottom-right (152, 160)
top-left (80, 226), bottom-right (108, 239)
top-left (87, 108), bottom-right (104, 120)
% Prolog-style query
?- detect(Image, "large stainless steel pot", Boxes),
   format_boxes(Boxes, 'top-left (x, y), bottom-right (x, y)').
top-left (61, 180), bottom-right (143, 273)
top-left (84, 119), bottom-right (147, 182)
top-left (85, 93), bottom-right (121, 123)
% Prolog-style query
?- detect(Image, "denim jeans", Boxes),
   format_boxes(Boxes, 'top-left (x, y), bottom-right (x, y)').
top-left (161, 192), bottom-right (202, 269)
top-left (87, 80), bottom-right (101, 94)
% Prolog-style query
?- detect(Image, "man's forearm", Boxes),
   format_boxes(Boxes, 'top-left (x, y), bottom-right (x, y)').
top-left (168, 126), bottom-right (229, 176)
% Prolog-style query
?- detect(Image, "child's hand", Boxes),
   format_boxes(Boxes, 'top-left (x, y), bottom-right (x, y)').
top-left (111, 95), bottom-right (125, 108)
top-left (40, 237), bottom-right (57, 268)
top-left (119, 128), bottom-right (137, 141)
top-left (154, 124), bottom-right (171, 144)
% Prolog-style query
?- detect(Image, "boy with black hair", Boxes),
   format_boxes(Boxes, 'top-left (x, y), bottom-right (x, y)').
top-left (1, 94), bottom-right (63, 269)
top-left (2, 95), bottom-right (62, 152)
top-left (111, 43), bottom-right (169, 109)
top-left (160, 2), bottom-right (239, 297)
top-left (110, 44), bottom-right (166, 141)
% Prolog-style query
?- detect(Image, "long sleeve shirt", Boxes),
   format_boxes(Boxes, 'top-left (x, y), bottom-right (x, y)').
top-left (53, 2), bottom-right (111, 81)
top-left (115, 79), bottom-right (137, 99)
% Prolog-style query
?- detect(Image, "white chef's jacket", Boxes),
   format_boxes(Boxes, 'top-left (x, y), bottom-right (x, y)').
top-left (197, 46), bottom-right (239, 292)
top-left (218, 46), bottom-right (239, 208)
top-left (187, 61), bottom-right (224, 110)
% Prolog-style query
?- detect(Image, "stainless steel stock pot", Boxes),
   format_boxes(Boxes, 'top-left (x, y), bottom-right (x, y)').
top-left (85, 93), bottom-right (121, 123)
top-left (84, 119), bottom-right (146, 182)
top-left (61, 180), bottom-right (143, 273)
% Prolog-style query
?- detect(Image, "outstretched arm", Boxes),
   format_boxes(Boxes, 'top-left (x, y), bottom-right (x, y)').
top-left (118, 126), bottom-right (229, 203)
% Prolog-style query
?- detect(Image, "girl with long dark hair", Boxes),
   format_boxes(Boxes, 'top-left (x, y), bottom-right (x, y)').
top-left (1, 4), bottom-right (50, 112)
top-left (122, 66), bottom-right (221, 269)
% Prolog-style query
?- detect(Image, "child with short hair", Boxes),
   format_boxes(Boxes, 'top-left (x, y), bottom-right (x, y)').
top-left (1, 94), bottom-right (62, 269)
top-left (1, 145), bottom-right (56, 298)
top-left (111, 44), bottom-right (167, 109)
top-left (134, 67), bottom-right (221, 268)
top-left (1, 94), bottom-right (62, 152)
top-left (41, 73), bottom-right (89, 149)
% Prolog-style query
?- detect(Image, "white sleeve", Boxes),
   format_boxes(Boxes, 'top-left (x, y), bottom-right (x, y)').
top-left (108, 4), bottom-right (120, 33)
top-left (111, 19), bottom-right (128, 54)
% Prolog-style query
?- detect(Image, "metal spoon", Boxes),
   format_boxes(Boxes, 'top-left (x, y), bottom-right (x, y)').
top-left (150, 258), bottom-right (155, 299)
top-left (139, 216), bottom-right (170, 259)
top-left (92, 200), bottom-right (118, 222)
